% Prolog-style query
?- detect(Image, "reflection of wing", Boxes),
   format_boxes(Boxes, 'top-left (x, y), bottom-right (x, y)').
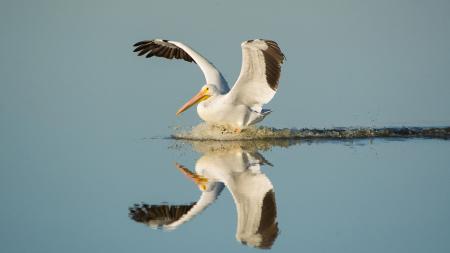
top-left (128, 161), bottom-right (225, 231)
top-left (228, 39), bottom-right (285, 110)
top-left (129, 203), bottom-right (195, 229)
top-left (164, 182), bottom-right (224, 230)
top-left (128, 181), bottom-right (224, 231)
top-left (133, 39), bottom-right (230, 93)
top-left (129, 178), bottom-right (224, 231)
top-left (229, 158), bottom-right (279, 249)
top-left (256, 190), bottom-right (278, 249)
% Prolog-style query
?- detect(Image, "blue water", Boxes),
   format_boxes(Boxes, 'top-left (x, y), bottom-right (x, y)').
top-left (1, 135), bottom-right (449, 253)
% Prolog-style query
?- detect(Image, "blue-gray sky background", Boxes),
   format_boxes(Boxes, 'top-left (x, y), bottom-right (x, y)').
top-left (1, 0), bottom-right (450, 140)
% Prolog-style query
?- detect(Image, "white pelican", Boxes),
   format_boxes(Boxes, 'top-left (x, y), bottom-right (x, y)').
top-left (133, 39), bottom-right (285, 130)
top-left (129, 142), bottom-right (278, 249)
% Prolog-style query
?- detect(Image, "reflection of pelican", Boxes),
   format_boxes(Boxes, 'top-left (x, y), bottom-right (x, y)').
top-left (129, 142), bottom-right (279, 249)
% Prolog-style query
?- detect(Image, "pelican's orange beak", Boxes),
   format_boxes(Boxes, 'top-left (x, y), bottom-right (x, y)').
top-left (175, 163), bottom-right (208, 191)
top-left (176, 87), bottom-right (210, 116)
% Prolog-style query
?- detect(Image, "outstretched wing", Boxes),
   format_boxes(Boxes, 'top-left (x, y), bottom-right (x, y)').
top-left (228, 39), bottom-right (285, 111)
top-left (133, 39), bottom-right (229, 93)
top-left (133, 39), bottom-right (195, 62)
top-left (129, 203), bottom-right (196, 229)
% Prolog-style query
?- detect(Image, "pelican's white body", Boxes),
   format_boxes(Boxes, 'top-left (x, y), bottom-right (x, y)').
top-left (170, 40), bottom-right (281, 128)
top-left (197, 97), bottom-right (268, 128)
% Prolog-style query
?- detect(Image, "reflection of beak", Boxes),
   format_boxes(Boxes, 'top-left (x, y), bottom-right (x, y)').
top-left (176, 89), bottom-right (210, 116)
top-left (175, 163), bottom-right (208, 191)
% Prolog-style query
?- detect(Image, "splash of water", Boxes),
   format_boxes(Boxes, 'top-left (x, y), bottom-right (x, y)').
top-left (171, 123), bottom-right (450, 141)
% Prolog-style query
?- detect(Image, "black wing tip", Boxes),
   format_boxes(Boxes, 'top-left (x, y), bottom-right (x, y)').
top-left (133, 39), bottom-right (170, 47)
top-left (264, 39), bottom-right (286, 60)
top-left (257, 39), bottom-right (285, 90)
top-left (131, 39), bottom-right (196, 63)
top-left (133, 40), bottom-right (151, 47)
top-left (128, 202), bottom-right (197, 225)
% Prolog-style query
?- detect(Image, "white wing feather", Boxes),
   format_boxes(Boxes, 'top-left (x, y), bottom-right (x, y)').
top-left (133, 39), bottom-right (230, 93)
top-left (169, 41), bottom-right (229, 93)
top-left (228, 40), bottom-right (285, 111)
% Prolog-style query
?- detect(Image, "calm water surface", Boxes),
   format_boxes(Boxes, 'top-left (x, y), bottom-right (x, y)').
top-left (1, 135), bottom-right (449, 253)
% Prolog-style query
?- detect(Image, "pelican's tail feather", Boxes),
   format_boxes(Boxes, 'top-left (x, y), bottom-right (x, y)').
top-left (247, 109), bottom-right (272, 126)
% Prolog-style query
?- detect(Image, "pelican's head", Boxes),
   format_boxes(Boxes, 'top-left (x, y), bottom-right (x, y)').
top-left (176, 84), bottom-right (217, 116)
